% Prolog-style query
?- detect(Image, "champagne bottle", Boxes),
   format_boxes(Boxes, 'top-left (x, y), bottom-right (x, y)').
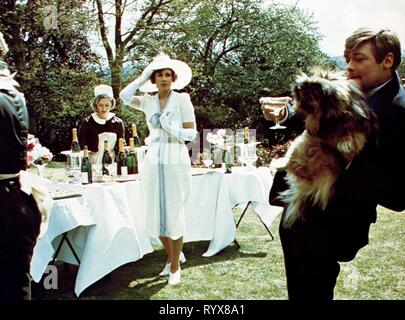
top-left (126, 138), bottom-right (138, 174)
top-left (131, 123), bottom-right (142, 147)
top-left (243, 127), bottom-right (250, 144)
top-left (81, 146), bottom-right (92, 184)
top-left (117, 138), bottom-right (128, 176)
top-left (222, 140), bottom-right (233, 174)
top-left (102, 140), bottom-right (112, 175)
top-left (71, 128), bottom-right (81, 152)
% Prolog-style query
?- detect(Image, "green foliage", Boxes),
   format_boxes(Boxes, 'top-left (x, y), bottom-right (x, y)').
top-left (1, 0), bottom-right (101, 159)
top-left (2, 0), bottom-right (334, 155)
top-left (143, 0), bottom-right (331, 140)
top-left (116, 101), bottom-right (150, 144)
top-left (256, 142), bottom-right (290, 167)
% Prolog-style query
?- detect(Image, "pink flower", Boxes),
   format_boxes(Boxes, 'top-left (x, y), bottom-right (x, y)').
top-left (26, 135), bottom-right (53, 166)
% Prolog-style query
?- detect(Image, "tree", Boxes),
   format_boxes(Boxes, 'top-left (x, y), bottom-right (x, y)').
top-left (0, 0), bottom-right (101, 156)
top-left (98, 0), bottom-right (330, 145)
top-left (92, 0), bottom-right (193, 98)
top-left (151, 0), bottom-right (330, 143)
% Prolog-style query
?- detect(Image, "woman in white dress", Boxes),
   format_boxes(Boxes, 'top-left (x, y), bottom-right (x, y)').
top-left (120, 55), bottom-right (197, 285)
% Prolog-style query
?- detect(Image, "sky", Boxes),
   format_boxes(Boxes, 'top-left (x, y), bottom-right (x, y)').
top-left (271, 0), bottom-right (405, 56)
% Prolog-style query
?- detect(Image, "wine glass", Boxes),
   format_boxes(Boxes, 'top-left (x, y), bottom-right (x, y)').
top-left (259, 97), bottom-right (288, 130)
top-left (269, 104), bottom-right (286, 130)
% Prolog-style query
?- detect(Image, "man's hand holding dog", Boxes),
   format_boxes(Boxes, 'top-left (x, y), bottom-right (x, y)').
top-left (259, 96), bottom-right (292, 122)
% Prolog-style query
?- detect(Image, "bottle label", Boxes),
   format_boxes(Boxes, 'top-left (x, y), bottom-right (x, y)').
top-left (81, 172), bottom-right (89, 184)
top-left (120, 166), bottom-right (128, 176)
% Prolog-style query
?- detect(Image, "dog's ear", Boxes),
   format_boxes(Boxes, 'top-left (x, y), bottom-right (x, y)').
top-left (318, 77), bottom-right (349, 119)
top-left (293, 75), bottom-right (323, 115)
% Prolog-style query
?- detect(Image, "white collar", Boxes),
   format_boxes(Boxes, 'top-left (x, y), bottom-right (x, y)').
top-left (365, 78), bottom-right (392, 98)
top-left (0, 76), bottom-right (20, 91)
top-left (91, 112), bottom-right (115, 124)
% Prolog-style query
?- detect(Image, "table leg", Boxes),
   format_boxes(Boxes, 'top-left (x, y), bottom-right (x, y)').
top-left (234, 201), bottom-right (275, 242)
top-left (51, 232), bottom-right (81, 265)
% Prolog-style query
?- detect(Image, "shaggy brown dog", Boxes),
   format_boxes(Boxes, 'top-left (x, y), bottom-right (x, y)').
top-left (274, 69), bottom-right (378, 228)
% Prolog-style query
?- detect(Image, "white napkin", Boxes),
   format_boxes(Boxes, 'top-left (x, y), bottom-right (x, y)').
top-left (92, 132), bottom-right (117, 164)
top-left (19, 170), bottom-right (54, 238)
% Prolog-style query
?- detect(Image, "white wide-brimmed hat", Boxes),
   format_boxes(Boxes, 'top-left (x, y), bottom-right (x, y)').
top-left (139, 54), bottom-right (192, 93)
top-left (94, 84), bottom-right (114, 99)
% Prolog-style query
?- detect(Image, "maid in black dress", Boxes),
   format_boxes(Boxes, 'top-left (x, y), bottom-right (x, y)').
top-left (79, 84), bottom-right (125, 164)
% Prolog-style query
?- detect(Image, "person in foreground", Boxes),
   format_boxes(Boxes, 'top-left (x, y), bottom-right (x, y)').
top-left (264, 27), bottom-right (405, 301)
top-left (120, 54), bottom-right (197, 285)
top-left (0, 32), bottom-right (41, 299)
top-left (79, 84), bottom-right (125, 163)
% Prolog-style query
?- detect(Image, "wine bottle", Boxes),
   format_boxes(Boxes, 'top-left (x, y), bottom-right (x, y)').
top-left (81, 145), bottom-right (92, 184)
top-left (71, 128), bottom-right (81, 152)
top-left (243, 127), bottom-right (250, 144)
top-left (117, 138), bottom-right (128, 176)
top-left (127, 138), bottom-right (138, 174)
top-left (102, 140), bottom-right (112, 175)
top-left (131, 123), bottom-right (142, 147)
top-left (222, 140), bottom-right (233, 174)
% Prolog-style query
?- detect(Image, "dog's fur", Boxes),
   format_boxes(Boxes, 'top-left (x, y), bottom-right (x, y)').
top-left (275, 69), bottom-right (378, 228)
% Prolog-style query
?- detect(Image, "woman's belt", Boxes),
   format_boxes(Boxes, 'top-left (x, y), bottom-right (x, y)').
top-left (150, 137), bottom-right (182, 144)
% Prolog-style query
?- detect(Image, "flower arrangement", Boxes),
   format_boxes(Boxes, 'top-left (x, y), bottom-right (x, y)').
top-left (27, 134), bottom-right (53, 166)
top-left (206, 129), bottom-right (227, 148)
top-left (204, 129), bottom-right (237, 167)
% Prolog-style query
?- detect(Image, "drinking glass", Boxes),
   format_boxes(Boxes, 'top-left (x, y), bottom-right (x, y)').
top-left (105, 162), bottom-right (117, 182)
top-left (92, 164), bottom-right (103, 183)
top-left (269, 104), bottom-right (287, 130)
top-left (238, 142), bottom-right (259, 170)
top-left (259, 97), bottom-right (288, 130)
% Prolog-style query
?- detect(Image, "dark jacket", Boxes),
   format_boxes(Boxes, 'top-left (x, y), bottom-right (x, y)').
top-left (271, 72), bottom-right (405, 262)
top-left (0, 86), bottom-right (29, 173)
top-left (369, 72), bottom-right (405, 211)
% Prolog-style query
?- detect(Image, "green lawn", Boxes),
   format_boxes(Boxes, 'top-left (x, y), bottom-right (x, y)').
top-left (32, 202), bottom-right (405, 300)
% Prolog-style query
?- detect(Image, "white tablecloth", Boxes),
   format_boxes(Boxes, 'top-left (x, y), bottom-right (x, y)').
top-left (226, 166), bottom-right (283, 228)
top-left (30, 167), bottom-right (281, 297)
top-left (30, 196), bottom-right (95, 283)
top-left (30, 170), bottom-right (236, 297)
top-left (185, 171), bottom-right (236, 257)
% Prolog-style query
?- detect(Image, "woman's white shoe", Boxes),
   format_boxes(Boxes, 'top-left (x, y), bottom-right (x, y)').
top-left (179, 252), bottom-right (186, 264)
top-left (160, 253), bottom-right (185, 277)
top-left (159, 263), bottom-right (171, 277)
top-left (168, 268), bottom-right (181, 285)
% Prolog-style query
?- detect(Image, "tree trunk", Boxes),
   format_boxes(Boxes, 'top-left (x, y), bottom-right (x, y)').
top-left (110, 57), bottom-right (123, 101)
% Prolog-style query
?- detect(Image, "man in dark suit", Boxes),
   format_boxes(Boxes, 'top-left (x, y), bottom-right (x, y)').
top-left (265, 28), bottom-right (405, 301)
top-left (0, 32), bottom-right (41, 300)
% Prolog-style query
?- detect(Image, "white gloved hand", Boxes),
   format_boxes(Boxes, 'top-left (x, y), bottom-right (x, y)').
top-left (139, 67), bottom-right (154, 84)
top-left (159, 110), bottom-right (173, 132)
top-left (119, 67), bottom-right (154, 106)
top-left (160, 111), bottom-right (197, 143)
top-left (0, 32), bottom-right (9, 58)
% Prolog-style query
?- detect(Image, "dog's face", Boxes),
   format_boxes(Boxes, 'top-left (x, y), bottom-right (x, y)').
top-left (293, 69), bottom-right (368, 134)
